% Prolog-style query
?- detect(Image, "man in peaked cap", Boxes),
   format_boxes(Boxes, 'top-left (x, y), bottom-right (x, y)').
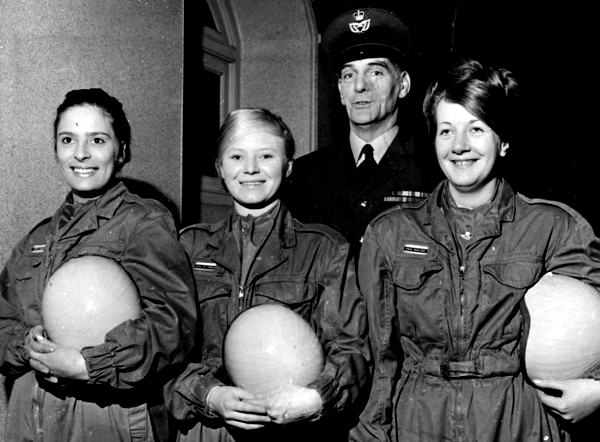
top-left (284, 7), bottom-right (442, 258)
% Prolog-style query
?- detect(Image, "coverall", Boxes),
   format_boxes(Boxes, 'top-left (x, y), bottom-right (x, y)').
top-left (353, 179), bottom-right (600, 441)
top-left (0, 180), bottom-right (197, 442)
top-left (165, 203), bottom-right (371, 442)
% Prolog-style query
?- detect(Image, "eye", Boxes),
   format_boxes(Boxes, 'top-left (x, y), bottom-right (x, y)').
top-left (341, 71), bottom-right (355, 81)
top-left (229, 154), bottom-right (242, 161)
top-left (60, 136), bottom-right (73, 144)
top-left (91, 137), bottom-right (105, 144)
top-left (437, 128), bottom-right (452, 136)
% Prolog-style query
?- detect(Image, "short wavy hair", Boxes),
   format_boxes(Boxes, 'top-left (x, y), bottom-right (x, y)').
top-left (423, 58), bottom-right (518, 143)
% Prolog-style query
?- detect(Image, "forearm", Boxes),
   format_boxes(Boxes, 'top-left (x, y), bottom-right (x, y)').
top-left (165, 361), bottom-right (225, 422)
top-left (0, 325), bottom-right (32, 376)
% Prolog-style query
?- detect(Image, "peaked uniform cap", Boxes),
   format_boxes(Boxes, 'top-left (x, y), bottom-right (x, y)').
top-left (322, 7), bottom-right (413, 69)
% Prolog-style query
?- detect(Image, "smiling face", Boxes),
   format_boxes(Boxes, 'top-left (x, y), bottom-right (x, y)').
top-left (338, 57), bottom-right (410, 140)
top-left (219, 129), bottom-right (292, 216)
top-left (56, 105), bottom-right (123, 203)
top-left (435, 100), bottom-right (508, 208)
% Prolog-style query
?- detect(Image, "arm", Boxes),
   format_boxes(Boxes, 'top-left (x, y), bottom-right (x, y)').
top-left (164, 361), bottom-right (270, 430)
top-left (533, 378), bottom-right (600, 423)
top-left (351, 223), bottom-right (397, 442)
top-left (81, 206), bottom-right (197, 388)
top-left (310, 239), bottom-right (372, 418)
top-left (535, 209), bottom-right (600, 421)
top-left (0, 232), bottom-right (47, 376)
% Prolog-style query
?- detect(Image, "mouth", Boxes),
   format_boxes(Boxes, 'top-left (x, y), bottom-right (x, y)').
top-left (71, 167), bottom-right (97, 176)
top-left (452, 159), bottom-right (477, 167)
top-left (239, 180), bottom-right (264, 186)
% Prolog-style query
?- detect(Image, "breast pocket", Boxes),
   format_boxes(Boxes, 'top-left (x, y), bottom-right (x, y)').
top-left (254, 274), bottom-right (319, 319)
top-left (193, 265), bottom-right (234, 336)
top-left (14, 257), bottom-right (44, 325)
top-left (392, 258), bottom-right (444, 339)
top-left (481, 260), bottom-right (543, 339)
top-left (482, 261), bottom-right (542, 291)
top-left (392, 259), bottom-right (444, 292)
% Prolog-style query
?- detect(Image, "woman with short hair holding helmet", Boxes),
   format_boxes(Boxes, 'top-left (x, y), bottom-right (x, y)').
top-left (164, 108), bottom-right (371, 442)
top-left (354, 58), bottom-right (600, 441)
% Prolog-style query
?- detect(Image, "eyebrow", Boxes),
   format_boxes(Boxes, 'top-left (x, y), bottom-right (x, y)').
top-left (342, 60), bottom-right (391, 70)
top-left (57, 131), bottom-right (113, 138)
top-left (366, 60), bottom-right (391, 69)
top-left (438, 119), bottom-right (483, 126)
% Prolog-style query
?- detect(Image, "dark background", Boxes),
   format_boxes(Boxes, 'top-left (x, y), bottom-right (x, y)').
top-left (312, 0), bottom-right (599, 231)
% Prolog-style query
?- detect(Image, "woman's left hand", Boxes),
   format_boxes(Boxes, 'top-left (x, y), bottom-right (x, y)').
top-left (28, 335), bottom-right (89, 381)
top-left (533, 378), bottom-right (600, 423)
top-left (248, 384), bottom-right (322, 425)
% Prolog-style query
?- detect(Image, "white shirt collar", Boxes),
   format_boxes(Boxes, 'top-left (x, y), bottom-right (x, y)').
top-left (350, 125), bottom-right (399, 166)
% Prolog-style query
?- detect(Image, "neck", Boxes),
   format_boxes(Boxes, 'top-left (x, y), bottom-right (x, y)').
top-left (449, 179), bottom-right (498, 210)
top-left (350, 112), bottom-right (398, 143)
top-left (234, 199), bottom-right (280, 217)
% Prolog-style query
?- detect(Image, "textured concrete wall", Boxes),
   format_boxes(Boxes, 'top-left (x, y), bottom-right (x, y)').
top-left (0, 0), bottom-right (184, 267)
top-left (0, 1), bottom-right (183, 439)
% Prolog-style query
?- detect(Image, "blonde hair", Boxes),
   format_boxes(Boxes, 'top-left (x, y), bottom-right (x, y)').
top-left (215, 108), bottom-right (295, 175)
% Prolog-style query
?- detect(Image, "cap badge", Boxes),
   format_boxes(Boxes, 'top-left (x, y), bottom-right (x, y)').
top-left (349, 10), bottom-right (370, 34)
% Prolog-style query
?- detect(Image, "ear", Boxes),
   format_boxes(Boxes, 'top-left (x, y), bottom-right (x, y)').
top-left (285, 159), bottom-right (293, 178)
top-left (500, 142), bottom-right (509, 157)
top-left (116, 143), bottom-right (127, 164)
top-left (398, 71), bottom-right (411, 99)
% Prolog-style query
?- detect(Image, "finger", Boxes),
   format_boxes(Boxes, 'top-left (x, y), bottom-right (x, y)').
top-left (34, 335), bottom-right (56, 350)
top-left (30, 325), bottom-right (46, 338)
top-left (237, 400), bottom-right (269, 414)
top-left (231, 387), bottom-right (260, 401)
top-left (532, 379), bottom-right (563, 390)
top-left (30, 343), bottom-right (55, 354)
top-left (29, 359), bottom-right (50, 374)
top-left (226, 420), bottom-right (267, 430)
top-left (537, 393), bottom-right (563, 412)
top-left (29, 350), bottom-right (52, 362)
top-left (231, 409), bottom-right (270, 423)
top-left (242, 398), bottom-right (270, 413)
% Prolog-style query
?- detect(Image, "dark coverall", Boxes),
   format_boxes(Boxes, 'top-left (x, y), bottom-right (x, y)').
top-left (165, 204), bottom-right (371, 442)
top-left (0, 180), bottom-right (197, 442)
top-left (353, 179), bottom-right (600, 441)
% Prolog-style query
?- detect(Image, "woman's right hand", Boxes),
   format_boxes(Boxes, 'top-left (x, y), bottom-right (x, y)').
top-left (24, 325), bottom-right (58, 382)
top-left (207, 385), bottom-right (272, 430)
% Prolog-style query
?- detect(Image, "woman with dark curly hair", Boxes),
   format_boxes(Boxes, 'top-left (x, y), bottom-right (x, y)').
top-left (0, 88), bottom-right (197, 441)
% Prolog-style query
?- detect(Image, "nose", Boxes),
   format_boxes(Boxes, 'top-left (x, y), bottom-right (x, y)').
top-left (243, 155), bottom-right (259, 174)
top-left (355, 72), bottom-right (368, 93)
top-left (74, 141), bottom-right (91, 161)
top-left (452, 131), bottom-right (470, 154)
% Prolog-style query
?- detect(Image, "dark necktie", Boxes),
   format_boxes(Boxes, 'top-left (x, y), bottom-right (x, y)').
top-left (357, 144), bottom-right (376, 189)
